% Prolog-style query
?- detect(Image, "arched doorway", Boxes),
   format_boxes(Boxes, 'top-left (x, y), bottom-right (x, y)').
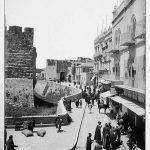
top-left (60, 72), bottom-right (66, 82)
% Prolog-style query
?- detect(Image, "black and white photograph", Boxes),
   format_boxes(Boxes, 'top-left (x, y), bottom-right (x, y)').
top-left (2, 0), bottom-right (148, 149)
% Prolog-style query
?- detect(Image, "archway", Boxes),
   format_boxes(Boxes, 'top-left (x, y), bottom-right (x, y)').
top-left (60, 72), bottom-right (66, 82)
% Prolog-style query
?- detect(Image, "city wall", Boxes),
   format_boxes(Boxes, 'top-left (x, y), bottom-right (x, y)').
top-left (5, 82), bottom-right (82, 127)
top-left (5, 78), bottom-right (34, 117)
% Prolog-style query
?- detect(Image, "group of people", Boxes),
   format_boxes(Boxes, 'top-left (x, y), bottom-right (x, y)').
top-left (82, 86), bottom-right (108, 114)
top-left (86, 121), bottom-right (123, 150)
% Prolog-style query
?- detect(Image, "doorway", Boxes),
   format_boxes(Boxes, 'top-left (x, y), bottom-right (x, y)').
top-left (60, 72), bottom-right (66, 82)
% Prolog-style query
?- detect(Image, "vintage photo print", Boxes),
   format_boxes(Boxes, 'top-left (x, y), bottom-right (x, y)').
top-left (2, 0), bottom-right (148, 149)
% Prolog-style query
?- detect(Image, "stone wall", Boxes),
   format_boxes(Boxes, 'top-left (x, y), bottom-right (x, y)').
top-left (5, 78), bottom-right (34, 117)
top-left (5, 26), bottom-right (37, 81)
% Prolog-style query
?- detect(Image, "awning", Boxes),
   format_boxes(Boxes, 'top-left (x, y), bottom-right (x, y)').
top-left (110, 96), bottom-right (145, 116)
top-left (100, 91), bottom-right (116, 98)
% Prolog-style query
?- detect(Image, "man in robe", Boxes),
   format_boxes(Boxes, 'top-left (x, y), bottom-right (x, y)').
top-left (6, 135), bottom-right (18, 150)
top-left (94, 121), bottom-right (102, 145)
top-left (86, 133), bottom-right (93, 150)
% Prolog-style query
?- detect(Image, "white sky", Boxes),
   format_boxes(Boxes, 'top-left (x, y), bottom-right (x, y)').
top-left (5, 0), bottom-right (122, 68)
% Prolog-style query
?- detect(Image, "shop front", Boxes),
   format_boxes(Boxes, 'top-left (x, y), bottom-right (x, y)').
top-left (109, 95), bottom-right (145, 149)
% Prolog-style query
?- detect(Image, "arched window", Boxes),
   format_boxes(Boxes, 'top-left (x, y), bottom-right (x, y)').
top-left (131, 15), bottom-right (136, 40)
top-left (118, 29), bottom-right (121, 45)
top-left (115, 29), bottom-right (121, 47)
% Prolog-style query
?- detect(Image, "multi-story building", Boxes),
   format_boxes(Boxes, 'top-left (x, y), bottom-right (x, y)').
top-left (93, 27), bottom-right (113, 87)
top-left (109, 0), bottom-right (146, 90)
top-left (5, 26), bottom-right (37, 108)
top-left (46, 59), bottom-right (72, 82)
top-left (96, 0), bottom-right (145, 148)
top-left (75, 60), bottom-right (94, 87)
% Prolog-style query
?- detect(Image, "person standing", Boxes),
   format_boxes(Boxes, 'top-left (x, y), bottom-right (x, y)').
top-left (94, 121), bottom-right (102, 145)
top-left (86, 133), bottom-right (93, 150)
top-left (102, 123), bottom-right (110, 148)
top-left (91, 89), bottom-right (95, 106)
top-left (57, 117), bottom-right (63, 133)
top-left (6, 135), bottom-right (18, 150)
top-left (55, 115), bottom-right (59, 129)
top-left (4, 126), bottom-right (7, 150)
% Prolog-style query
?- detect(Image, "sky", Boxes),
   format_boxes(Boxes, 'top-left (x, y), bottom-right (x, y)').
top-left (5, 0), bottom-right (122, 68)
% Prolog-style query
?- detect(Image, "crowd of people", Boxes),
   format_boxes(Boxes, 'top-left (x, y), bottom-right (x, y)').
top-left (80, 85), bottom-right (139, 150)
top-left (86, 121), bottom-right (123, 150)
top-left (81, 86), bottom-right (109, 114)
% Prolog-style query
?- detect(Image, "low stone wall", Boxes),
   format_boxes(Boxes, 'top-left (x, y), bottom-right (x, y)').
top-left (5, 113), bottom-right (72, 127)
top-left (5, 82), bottom-right (82, 127)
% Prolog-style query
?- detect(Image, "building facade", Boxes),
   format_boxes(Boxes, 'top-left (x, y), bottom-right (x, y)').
top-left (94, 27), bottom-right (112, 85)
top-left (75, 60), bottom-right (94, 87)
top-left (46, 59), bottom-right (72, 82)
top-left (93, 1), bottom-right (145, 148)
top-left (110, 0), bottom-right (146, 90)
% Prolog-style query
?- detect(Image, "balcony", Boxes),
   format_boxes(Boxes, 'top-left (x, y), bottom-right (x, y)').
top-left (120, 32), bottom-right (135, 47)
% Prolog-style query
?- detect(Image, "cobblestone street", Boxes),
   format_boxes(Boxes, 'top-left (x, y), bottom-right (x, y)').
top-left (6, 99), bottom-right (132, 150)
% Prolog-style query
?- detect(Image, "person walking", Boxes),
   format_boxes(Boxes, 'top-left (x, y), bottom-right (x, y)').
top-left (102, 123), bottom-right (110, 149)
top-left (57, 117), bottom-right (63, 133)
top-left (55, 115), bottom-right (59, 129)
top-left (86, 133), bottom-right (93, 150)
top-left (94, 121), bottom-right (102, 145)
top-left (6, 135), bottom-right (18, 150)
top-left (4, 126), bottom-right (7, 150)
top-left (91, 89), bottom-right (96, 106)
top-left (110, 127), bottom-right (117, 149)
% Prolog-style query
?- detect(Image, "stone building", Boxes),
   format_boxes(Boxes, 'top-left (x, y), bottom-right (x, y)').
top-left (75, 60), bottom-right (94, 87)
top-left (46, 59), bottom-right (72, 82)
top-left (93, 27), bottom-right (112, 86)
top-left (94, 0), bottom-right (145, 148)
top-left (5, 26), bottom-right (37, 109)
top-left (109, 0), bottom-right (146, 90)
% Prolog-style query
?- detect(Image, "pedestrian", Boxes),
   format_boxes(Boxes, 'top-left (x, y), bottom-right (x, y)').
top-left (110, 127), bottom-right (117, 149)
top-left (86, 133), bottom-right (93, 150)
top-left (105, 133), bottom-right (111, 150)
top-left (4, 126), bottom-right (7, 150)
top-left (75, 99), bottom-right (79, 108)
top-left (102, 123), bottom-right (110, 148)
top-left (108, 122), bottom-right (112, 130)
top-left (91, 89), bottom-right (95, 106)
top-left (79, 99), bottom-right (82, 108)
top-left (55, 116), bottom-right (59, 129)
top-left (116, 125), bottom-right (121, 143)
top-left (6, 135), bottom-right (18, 150)
top-left (57, 117), bottom-right (63, 133)
top-left (94, 121), bottom-right (102, 145)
